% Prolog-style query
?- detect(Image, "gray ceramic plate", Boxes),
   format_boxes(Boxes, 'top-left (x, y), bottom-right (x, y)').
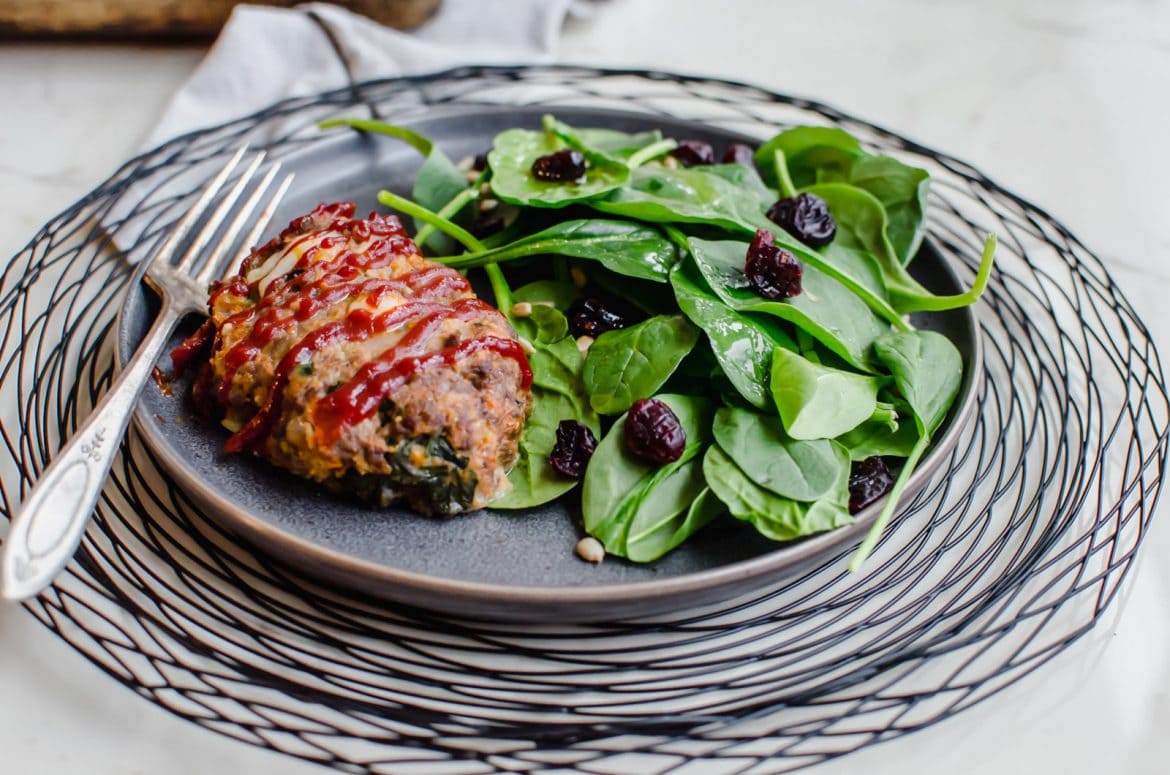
top-left (116, 106), bottom-right (981, 622)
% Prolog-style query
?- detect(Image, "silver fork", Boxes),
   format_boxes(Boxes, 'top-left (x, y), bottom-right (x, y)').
top-left (1, 148), bottom-right (294, 602)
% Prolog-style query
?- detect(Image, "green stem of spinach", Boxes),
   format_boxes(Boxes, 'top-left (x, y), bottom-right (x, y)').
top-left (626, 138), bottom-right (679, 169)
top-left (378, 190), bottom-right (485, 253)
top-left (849, 432), bottom-right (928, 571)
top-left (441, 233), bottom-right (632, 269)
top-left (772, 149), bottom-right (799, 198)
top-left (663, 225), bottom-right (692, 254)
top-left (320, 118), bottom-right (433, 155)
top-left (485, 264), bottom-right (513, 311)
top-left (892, 234), bottom-right (997, 312)
top-left (376, 189), bottom-right (512, 310)
top-left (414, 186), bottom-right (479, 249)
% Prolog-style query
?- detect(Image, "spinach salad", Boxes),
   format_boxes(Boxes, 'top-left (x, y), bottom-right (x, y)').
top-left (321, 115), bottom-right (995, 570)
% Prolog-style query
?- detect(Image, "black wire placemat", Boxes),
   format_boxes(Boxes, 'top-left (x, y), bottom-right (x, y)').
top-left (1, 66), bottom-right (1167, 774)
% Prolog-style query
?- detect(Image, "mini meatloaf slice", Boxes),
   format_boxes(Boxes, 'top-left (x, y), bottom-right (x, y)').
top-left (178, 201), bottom-right (533, 515)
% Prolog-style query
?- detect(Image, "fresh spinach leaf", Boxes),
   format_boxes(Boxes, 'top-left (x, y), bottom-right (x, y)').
top-left (494, 387), bottom-right (596, 510)
top-left (522, 304), bottom-right (569, 343)
top-left (488, 128), bottom-right (630, 208)
top-left (624, 473), bottom-right (724, 563)
top-left (491, 305), bottom-right (599, 510)
top-left (837, 416), bottom-right (919, 460)
top-left (702, 446), bottom-right (853, 542)
top-left (703, 162), bottom-right (777, 205)
top-left (847, 155), bottom-right (931, 264)
top-left (669, 259), bottom-right (795, 409)
top-left (513, 279), bottom-right (580, 311)
top-left (582, 394), bottom-right (714, 556)
top-left (543, 116), bottom-right (674, 166)
top-left (443, 219), bottom-right (679, 282)
top-left (770, 346), bottom-right (881, 440)
top-left (713, 407), bottom-right (848, 501)
top-left (583, 315), bottom-right (699, 414)
top-left (755, 127), bottom-right (929, 264)
top-left (874, 330), bottom-right (963, 435)
top-left (849, 330), bottom-right (963, 568)
top-left (591, 163), bottom-right (773, 233)
top-left (686, 236), bottom-right (885, 371)
top-left (591, 165), bottom-right (911, 330)
top-left (755, 126), bottom-right (863, 190)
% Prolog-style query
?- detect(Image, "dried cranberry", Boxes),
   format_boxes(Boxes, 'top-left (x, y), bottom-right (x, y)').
top-left (848, 457), bottom-right (894, 514)
top-left (722, 143), bottom-right (756, 166)
top-left (531, 149), bottom-right (587, 182)
top-left (745, 229), bottom-right (802, 299)
top-left (670, 140), bottom-right (716, 167)
top-left (549, 420), bottom-right (597, 478)
top-left (469, 213), bottom-right (504, 239)
top-left (472, 153), bottom-right (489, 172)
top-left (766, 192), bottom-right (837, 248)
top-left (625, 399), bottom-right (686, 465)
top-left (568, 297), bottom-right (628, 338)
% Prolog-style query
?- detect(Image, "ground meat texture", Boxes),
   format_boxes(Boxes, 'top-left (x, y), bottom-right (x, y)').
top-left (187, 202), bottom-right (533, 515)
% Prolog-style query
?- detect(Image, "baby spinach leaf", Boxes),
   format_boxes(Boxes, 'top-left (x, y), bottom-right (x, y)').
top-left (494, 386), bottom-right (597, 510)
top-left (584, 315), bottom-right (699, 414)
top-left (591, 164), bottom-right (774, 233)
top-left (543, 116), bottom-right (671, 165)
top-left (521, 304), bottom-right (569, 344)
top-left (670, 260), bottom-right (795, 409)
top-left (591, 166), bottom-right (910, 330)
top-left (488, 128), bottom-right (630, 208)
top-left (491, 306), bottom-right (599, 510)
top-left (755, 126), bottom-right (863, 190)
top-left (443, 219), bottom-right (678, 282)
top-left (703, 446), bottom-right (853, 542)
top-left (703, 163), bottom-right (777, 205)
top-left (686, 237), bottom-right (885, 371)
top-left (850, 330), bottom-right (963, 569)
top-left (770, 346), bottom-right (880, 440)
top-left (874, 330), bottom-right (963, 436)
top-left (582, 394), bottom-right (713, 556)
top-left (847, 155), bottom-right (930, 264)
top-left (837, 416), bottom-right (919, 460)
top-left (713, 407), bottom-right (847, 501)
top-left (624, 472), bottom-right (724, 563)
top-left (513, 279), bottom-right (580, 311)
top-left (755, 126), bottom-right (931, 264)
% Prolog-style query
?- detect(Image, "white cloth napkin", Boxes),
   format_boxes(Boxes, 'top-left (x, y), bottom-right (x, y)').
top-left (145, 0), bottom-right (579, 148)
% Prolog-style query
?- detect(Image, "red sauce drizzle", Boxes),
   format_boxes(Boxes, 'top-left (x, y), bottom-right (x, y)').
top-left (224, 298), bottom-right (502, 453)
top-left (312, 336), bottom-right (533, 446)
top-left (170, 319), bottom-right (215, 377)
top-left (214, 264), bottom-right (469, 404)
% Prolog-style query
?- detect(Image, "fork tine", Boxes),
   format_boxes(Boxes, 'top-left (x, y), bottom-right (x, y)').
top-left (193, 162), bottom-right (282, 286)
top-left (223, 172), bottom-right (296, 279)
top-left (174, 150), bottom-right (266, 275)
top-left (150, 146), bottom-right (249, 268)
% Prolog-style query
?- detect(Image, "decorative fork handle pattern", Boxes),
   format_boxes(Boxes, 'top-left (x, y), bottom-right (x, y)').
top-left (1, 303), bottom-right (183, 601)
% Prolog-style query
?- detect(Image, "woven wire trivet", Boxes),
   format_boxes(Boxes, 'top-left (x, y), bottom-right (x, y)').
top-left (1, 66), bottom-right (1166, 773)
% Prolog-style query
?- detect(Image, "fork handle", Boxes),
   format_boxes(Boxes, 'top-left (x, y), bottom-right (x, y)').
top-left (1, 303), bottom-right (184, 601)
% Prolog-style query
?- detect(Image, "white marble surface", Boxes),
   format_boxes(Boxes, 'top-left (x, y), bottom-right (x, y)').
top-left (2, 0), bottom-right (1169, 772)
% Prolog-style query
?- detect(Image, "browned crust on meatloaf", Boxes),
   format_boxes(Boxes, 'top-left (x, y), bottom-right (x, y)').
top-left (194, 201), bottom-right (532, 514)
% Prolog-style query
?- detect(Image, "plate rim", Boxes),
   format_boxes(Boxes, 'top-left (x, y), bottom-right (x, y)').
top-left (115, 101), bottom-right (983, 618)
